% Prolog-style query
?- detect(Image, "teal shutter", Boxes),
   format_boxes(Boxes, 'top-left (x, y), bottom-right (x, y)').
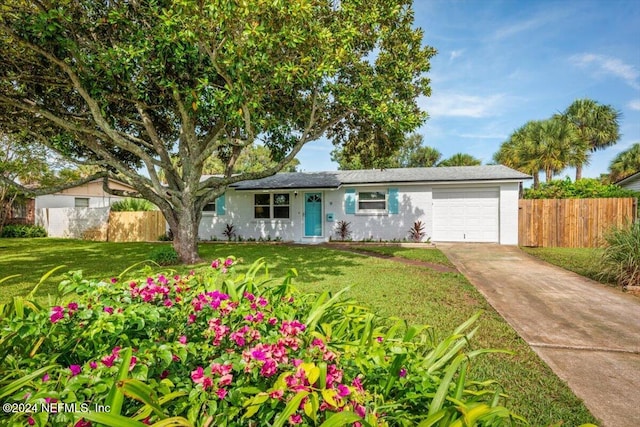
top-left (216, 193), bottom-right (226, 215)
top-left (388, 188), bottom-right (399, 214)
top-left (344, 188), bottom-right (356, 214)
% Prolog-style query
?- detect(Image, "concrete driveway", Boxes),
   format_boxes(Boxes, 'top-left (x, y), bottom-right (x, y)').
top-left (438, 243), bottom-right (640, 427)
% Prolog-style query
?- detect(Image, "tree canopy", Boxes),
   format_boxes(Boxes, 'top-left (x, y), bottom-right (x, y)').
top-left (331, 133), bottom-right (442, 170)
top-left (494, 98), bottom-right (619, 187)
top-left (0, 0), bottom-right (435, 262)
top-left (609, 143), bottom-right (640, 182)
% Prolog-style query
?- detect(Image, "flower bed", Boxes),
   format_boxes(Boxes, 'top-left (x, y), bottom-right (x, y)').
top-left (0, 257), bottom-right (525, 426)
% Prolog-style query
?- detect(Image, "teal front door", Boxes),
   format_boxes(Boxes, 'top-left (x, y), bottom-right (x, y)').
top-left (304, 193), bottom-right (322, 236)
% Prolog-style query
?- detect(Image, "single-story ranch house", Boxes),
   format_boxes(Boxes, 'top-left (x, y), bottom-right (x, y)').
top-left (200, 165), bottom-right (531, 245)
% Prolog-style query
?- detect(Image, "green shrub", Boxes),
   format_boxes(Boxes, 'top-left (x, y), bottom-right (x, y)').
top-left (148, 246), bottom-right (179, 265)
top-left (0, 224), bottom-right (47, 238)
top-left (0, 258), bottom-right (525, 426)
top-left (524, 177), bottom-right (640, 199)
top-left (599, 222), bottom-right (640, 289)
top-left (110, 198), bottom-right (156, 211)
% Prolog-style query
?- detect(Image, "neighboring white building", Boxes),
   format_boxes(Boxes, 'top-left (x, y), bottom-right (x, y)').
top-left (616, 171), bottom-right (640, 192)
top-left (199, 165), bottom-right (531, 245)
top-left (35, 178), bottom-right (134, 209)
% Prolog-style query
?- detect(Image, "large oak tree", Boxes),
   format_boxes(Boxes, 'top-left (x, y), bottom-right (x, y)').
top-left (0, 0), bottom-right (435, 262)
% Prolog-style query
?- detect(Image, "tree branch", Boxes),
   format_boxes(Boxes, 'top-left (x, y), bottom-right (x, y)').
top-left (0, 171), bottom-right (108, 197)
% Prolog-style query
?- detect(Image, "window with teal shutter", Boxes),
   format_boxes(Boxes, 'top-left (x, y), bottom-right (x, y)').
top-left (216, 193), bottom-right (226, 215)
top-left (388, 188), bottom-right (399, 214)
top-left (344, 188), bottom-right (356, 214)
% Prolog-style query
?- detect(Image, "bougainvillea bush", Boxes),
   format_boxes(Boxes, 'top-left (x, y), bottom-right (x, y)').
top-left (0, 258), bottom-right (525, 426)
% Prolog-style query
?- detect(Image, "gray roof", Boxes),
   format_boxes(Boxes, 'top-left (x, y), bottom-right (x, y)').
top-left (615, 170), bottom-right (640, 186)
top-left (230, 165), bottom-right (530, 190)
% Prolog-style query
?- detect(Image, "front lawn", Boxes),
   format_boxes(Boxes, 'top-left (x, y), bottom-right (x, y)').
top-left (0, 238), bottom-right (597, 425)
top-left (343, 244), bottom-right (455, 267)
top-left (521, 246), bottom-right (612, 285)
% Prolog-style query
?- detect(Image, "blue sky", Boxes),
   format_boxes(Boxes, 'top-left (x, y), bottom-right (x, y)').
top-left (296, 0), bottom-right (640, 178)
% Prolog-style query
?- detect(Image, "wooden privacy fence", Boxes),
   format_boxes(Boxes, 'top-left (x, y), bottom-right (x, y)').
top-left (519, 198), bottom-right (637, 248)
top-left (108, 211), bottom-right (166, 242)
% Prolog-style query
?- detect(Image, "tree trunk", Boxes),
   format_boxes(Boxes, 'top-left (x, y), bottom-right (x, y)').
top-left (546, 168), bottom-right (553, 182)
top-left (533, 173), bottom-right (540, 189)
top-left (575, 164), bottom-right (583, 181)
top-left (165, 203), bottom-right (202, 264)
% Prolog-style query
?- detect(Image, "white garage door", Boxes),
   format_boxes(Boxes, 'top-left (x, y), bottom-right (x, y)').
top-left (432, 188), bottom-right (499, 242)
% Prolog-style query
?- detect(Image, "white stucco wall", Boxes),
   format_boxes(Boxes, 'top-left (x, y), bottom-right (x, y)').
top-left (36, 207), bottom-right (110, 238)
top-left (36, 194), bottom-right (123, 209)
top-left (498, 182), bottom-right (521, 245)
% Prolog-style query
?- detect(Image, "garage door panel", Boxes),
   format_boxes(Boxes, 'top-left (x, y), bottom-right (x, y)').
top-left (432, 188), bottom-right (499, 243)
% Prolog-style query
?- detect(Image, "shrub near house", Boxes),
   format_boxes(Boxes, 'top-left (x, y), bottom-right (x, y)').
top-left (0, 258), bottom-right (524, 426)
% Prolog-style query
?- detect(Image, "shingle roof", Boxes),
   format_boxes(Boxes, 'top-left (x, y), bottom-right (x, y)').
top-left (230, 165), bottom-right (530, 190)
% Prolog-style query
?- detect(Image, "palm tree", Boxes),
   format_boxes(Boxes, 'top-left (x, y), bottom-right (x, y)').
top-left (438, 153), bottom-right (481, 167)
top-left (494, 118), bottom-right (575, 188)
top-left (408, 146), bottom-right (442, 167)
top-left (609, 143), bottom-right (640, 182)
top-left (563, 98), bottom-right (621, 180)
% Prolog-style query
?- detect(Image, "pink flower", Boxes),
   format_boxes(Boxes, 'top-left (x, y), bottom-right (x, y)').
top-left (69, 365), bottom-right (82, 376)
top-left (89, 361), bottom-right (97, 369)
top-left (260, 360), bottom-right (278, 377)
top-left (67, 302), bottom-right (78, 311)
top-left (211, 259), bottom-right (220, 269)
top-left (191, 366), bottom-right (205, 384)
top-left (399, 368), bottom-right (407, 378)
top-left (188, 314), bottom-right (197, 324)
top-left (112, 346), bottom-right (121, 357)
top-left (216, 388), bottom-right (228, 400)
top-left (129, 356), bottom-right (137, 371)
top-left (354, 403), bottom-right (366, 418)
top-left (42, 373), bottom-right (50, 382)
top-left (103, 306), bottom-right (114, 314)
top-left (289, 414), bottom-right (303, 425)
top-left (110, 277), bottom-right (118, 284)
top-left (218, 373), bottom-right (233, 387)
top-left (101, 354), bottom-right (116, 367)
top-left (178, 335), bottom-right (187, 344)
top-left (269, 389), bottom-right (284, 400)
top-left (160, 370), bottom-right (169, 379)
top-left (27, 417), bottom-right (35, 426)
top-left (337, 384), bottom-right (350, 397)
top-left (376, 336), bottom-right (384, 343)
top-left (251, 349), bottom-right (267, 361)
top-left (50, 306), bottom-right (65, 323)
top-left (202, 377), bottom-right (214, 390)
top-left (258, 297), bottom-right (268, 307)
top-left (224, 257), bottom-right (234, 267)
top-left (163, 299), bottom-right (173, 307)
top-left (74, 419), bottom-right (91, 427)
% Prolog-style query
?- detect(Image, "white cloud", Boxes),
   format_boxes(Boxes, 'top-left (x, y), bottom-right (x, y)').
top-left (628, 99), bottom-right (640, 111)
top-left (423, 93), bottom-right (506, 118)
top-left (449, 50), bottom-right (464, 61)
top-left (570, 53), bottom-right (640, 89)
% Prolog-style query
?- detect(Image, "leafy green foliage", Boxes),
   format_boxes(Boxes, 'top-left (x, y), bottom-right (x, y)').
top-left (599, 222), bottom-right (640, 289)
top-left (438, 153), bottom-right (482, 167)
top-left (331, 133), bottom-right (442, 170)
top-left (523, 178), bottom-right (640, 199)
top-left (609, 143), bottom-right (640, 182)
top-left (0, 224), bottom-right (47, 238)
top-left (0, 258), bottom-right (525, 426)
top-left (110, 198), bottom-right (157, 212)
top-left (148, 247), bottom-right (179, 266)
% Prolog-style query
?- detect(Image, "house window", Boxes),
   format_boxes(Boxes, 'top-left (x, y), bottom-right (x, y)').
top-left (74, 198), bottom-right (89, 208)
top-left (202, 202), bottom-right (216, 213)
top-left (357, 191), bottom-right (387, 213)
top-left (254, 193), bottom-right (290, 219)
top-left (11, 201), bottom-right (27, 219)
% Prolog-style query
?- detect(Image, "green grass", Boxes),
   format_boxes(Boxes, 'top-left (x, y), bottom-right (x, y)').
top-left (0, 238), bottom-right (597, 426)
top-left (521, 246), bottom-right (613, 285)
top-left (348, 244), bottom-right (455, 267)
